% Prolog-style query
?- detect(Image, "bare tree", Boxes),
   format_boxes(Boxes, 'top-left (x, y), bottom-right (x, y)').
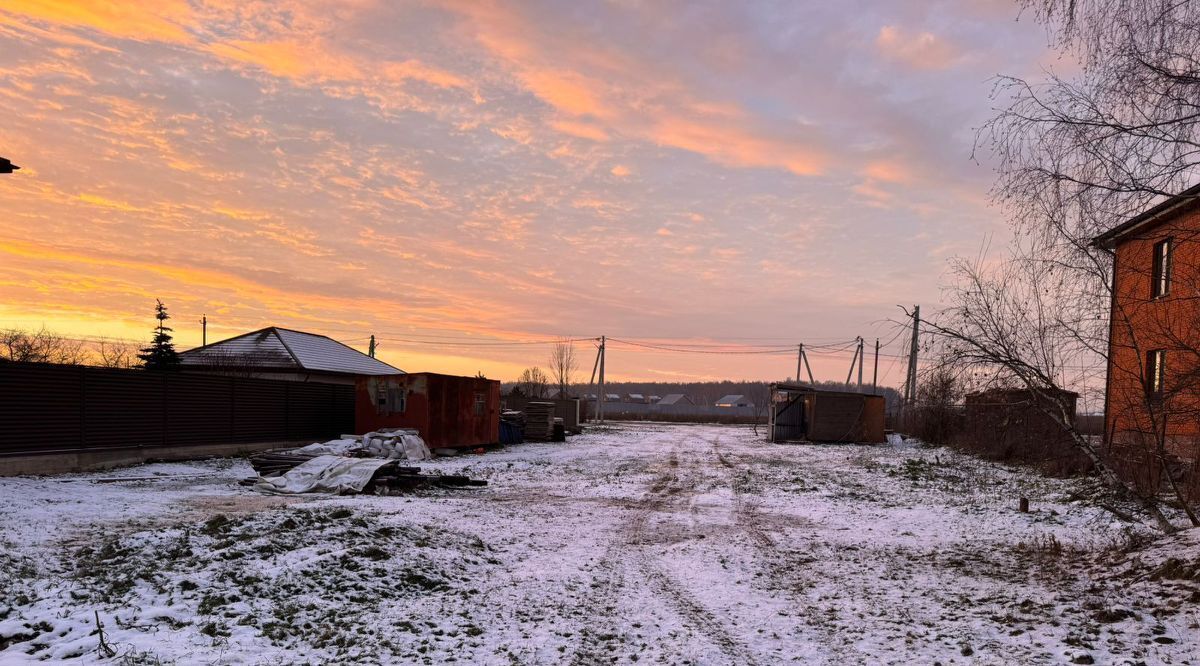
top-left (0, 327), bottom-right (88, 364)
top-left (745, 381), bottom-right (772, 436)
top-left (95, 341), bottom-right (139, 369)
top-left (518, 366), bottom-right (549, 399)
top-left (923, 248), bottom-right (1184, 532)
top-left (934, 0), bottom-right (1200, 531)
top-left (909, 365), bottom-right (963, 448)
top-left (548, 340), bottom-right (577, 398)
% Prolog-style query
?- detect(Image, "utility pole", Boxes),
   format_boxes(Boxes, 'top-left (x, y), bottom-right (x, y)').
top-left (845, 341), bottom-right (859, 385)
top-left (796, 344), bottom-right (803, 383)
top-left (802, 346), bottom-right (815, 383)
top-left (587, 338), bottom-right (602, 421)
top-left (872, 338), bottom-right (879, 394)
top-left (201, 314), bottom-right (207, 346)
top-left (905, 305), bottom-right (921, 404)
top-left (597, 335), bottom-right (606, 423)
top-left (368, 335), bottom-right (377, 358)
top-left (856, 337), bottom-right (864, 388)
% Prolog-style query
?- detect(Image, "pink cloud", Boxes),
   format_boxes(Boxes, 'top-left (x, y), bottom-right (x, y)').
top-left (876, 25), bottom-right (962, 70)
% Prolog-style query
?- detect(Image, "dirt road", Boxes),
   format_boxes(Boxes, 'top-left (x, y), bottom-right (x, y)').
top-left (1, 422), bottom-right (1196, 664)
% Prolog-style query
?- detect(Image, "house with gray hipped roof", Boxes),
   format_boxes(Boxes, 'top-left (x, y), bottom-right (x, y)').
top-left (179, 326), bottom-right (402, 384)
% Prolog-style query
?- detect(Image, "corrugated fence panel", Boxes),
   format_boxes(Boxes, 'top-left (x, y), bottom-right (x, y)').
top-left (0, 363), bottom-right (356, 457)
top-left (233, 378), bottom-right (288, 443)
top-left (0, 363), bottom-right (83, 454)
top-left (287, 382), bottom-right (335, 439)
top-left (83, 367), bottom-right (165, 449)
top-left (167, 374), bottom-right (234, 446)
top-left (332, 385), bottom-right (355, 435)
top-left (808, 394), bottom-right (867, 442)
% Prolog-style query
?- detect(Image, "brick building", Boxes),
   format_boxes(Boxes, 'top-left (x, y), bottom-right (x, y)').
top-left (1094, 185), bottom-right (1200, 497)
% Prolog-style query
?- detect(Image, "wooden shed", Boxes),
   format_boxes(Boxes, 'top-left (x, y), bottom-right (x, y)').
top-left (767, 384), bottom-right (886, 443)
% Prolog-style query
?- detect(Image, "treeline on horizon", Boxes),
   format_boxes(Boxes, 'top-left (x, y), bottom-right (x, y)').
top-left (501, 379), bottom-right (903, 409)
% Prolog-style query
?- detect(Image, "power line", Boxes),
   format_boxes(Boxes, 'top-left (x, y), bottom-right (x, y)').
top-left (372, 336), bottom-right (598, 348)
top-left (606, 338), bottom-right (798, 355)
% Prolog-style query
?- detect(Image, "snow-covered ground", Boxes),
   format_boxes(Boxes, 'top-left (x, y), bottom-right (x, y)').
top-left (1, 422), bottom-right (1197, 664)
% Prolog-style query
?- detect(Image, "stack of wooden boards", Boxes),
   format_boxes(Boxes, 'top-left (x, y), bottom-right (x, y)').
top-left (524, 401), bottom-right (555, 441)
top-left (245, 450), bottom-right (486, 494)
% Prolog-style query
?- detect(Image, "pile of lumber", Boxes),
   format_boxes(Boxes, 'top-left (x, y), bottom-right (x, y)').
top-left (248, 451), bottom-right (322, 477)
top-left (245, 451), bottom-right (487, 494)
top-left (369, 463), bottom-right (487, 494)
top-left (524, 401), bottom-right (555, 441)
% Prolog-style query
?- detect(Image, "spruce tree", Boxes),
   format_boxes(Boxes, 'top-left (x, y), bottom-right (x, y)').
top-left (139, 299), bottom-right (181, 370)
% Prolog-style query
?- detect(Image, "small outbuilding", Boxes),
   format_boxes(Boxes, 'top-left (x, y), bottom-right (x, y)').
top-left (767, 384), bottom-right (885, 443)
top-left (357, 373), bottom-right (499, 450)
top-left (957, 388), bottom-right (1087, 475)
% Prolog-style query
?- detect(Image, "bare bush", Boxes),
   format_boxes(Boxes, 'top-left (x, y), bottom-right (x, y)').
top-left (0, 327), bottom-right (88, 365)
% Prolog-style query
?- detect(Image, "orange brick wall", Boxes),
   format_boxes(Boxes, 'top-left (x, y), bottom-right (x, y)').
top-left (1106, 211), bottom-right (1200, 496)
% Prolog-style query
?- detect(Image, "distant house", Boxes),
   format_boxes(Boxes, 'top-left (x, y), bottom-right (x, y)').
top-left (627, 393), bottom-right (646, 403)
top-left (648, 395), bottom-right (662, 404)
top-left (605, 393), bottom-right (621, 402)
top-left (179, 326), bottom-right (402, 383)
top-left (715, 394), bottom-right (753, 408)
top-left (658, 394), bottom-right (692, 406)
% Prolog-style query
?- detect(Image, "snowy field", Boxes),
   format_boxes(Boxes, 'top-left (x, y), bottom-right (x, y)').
top-left (1, 422), bottom-right (1197, 665)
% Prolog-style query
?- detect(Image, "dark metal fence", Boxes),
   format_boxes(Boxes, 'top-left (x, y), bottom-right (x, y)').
top-left (0, 362), bottom-right (355, 456)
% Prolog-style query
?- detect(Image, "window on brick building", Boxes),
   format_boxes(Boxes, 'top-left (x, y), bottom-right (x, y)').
top-left (1152, 238), bottom-right (1172, 298)
top-left (1147, 349), bottom-right (1166, 397)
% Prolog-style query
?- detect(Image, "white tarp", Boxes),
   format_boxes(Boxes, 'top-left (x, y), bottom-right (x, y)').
top-left (253, 455), bottom-right (393, 495)
top-left (361, 431), bottom-right (432, 461)
top-left (289, 431), bottom-right (432, 461)
top-left (291, 439), bottom-right (360, 457)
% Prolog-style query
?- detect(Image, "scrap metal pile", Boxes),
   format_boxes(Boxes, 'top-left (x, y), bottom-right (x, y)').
top-left (243, 428), bottom-right (487, 495)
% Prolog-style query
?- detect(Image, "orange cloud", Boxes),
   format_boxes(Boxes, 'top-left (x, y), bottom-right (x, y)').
top-left (441, 1), bottom-right (829, 177)
top-left (650, 117), bottom-right (826, 176)
top-left (862, 159), bottom-right (916, 185)
top-left (208, 39), bottom-right (362, 81)
top-left (2, 0), bottom-right (193, 43)
top-left (519, 69), bottom-right (611, 118)
top-left (550, 119), bottom-right (609, 142)
top-left (610, 164), bottom-right (631, 177)
top-left (876, 26), bottom-right (961, 70)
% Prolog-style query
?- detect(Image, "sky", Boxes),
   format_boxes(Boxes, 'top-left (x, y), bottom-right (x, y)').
top-left (0, 0), bottom-right (1063, 383)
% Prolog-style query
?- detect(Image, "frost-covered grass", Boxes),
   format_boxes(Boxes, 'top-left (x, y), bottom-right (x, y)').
top-left (0, 423), bottom-right (1197, 664)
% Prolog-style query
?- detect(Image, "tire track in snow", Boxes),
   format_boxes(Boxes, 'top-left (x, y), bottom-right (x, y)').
top-left (572, 443), bottom-right (760, 666)
top-left (713, 434), bottom-right (853, 662)
top-left (625, 447), bottom-right (761, 666)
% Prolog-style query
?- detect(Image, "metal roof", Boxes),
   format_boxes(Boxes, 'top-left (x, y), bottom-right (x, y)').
top-left (715, 394), bottom-right (748, 405)
top-left (180, 327), bottom-right (403, 376)
top-left (1092, 183), bottom-right (1200, 249)
top-left (658, 393), bottom-right (690, 405)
